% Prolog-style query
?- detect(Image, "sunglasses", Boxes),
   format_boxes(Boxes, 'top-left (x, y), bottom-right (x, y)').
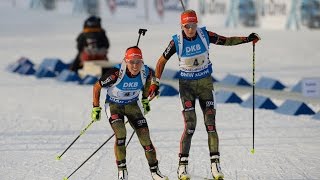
top-left (127, 59), bottom-right (143, 65)
top-left (183, 23), bottom-right (197, 29)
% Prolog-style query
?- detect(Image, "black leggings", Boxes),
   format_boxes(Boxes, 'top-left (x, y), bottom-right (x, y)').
top-left (107, 101), bottom-right (157, 169)
top-left (178, 75), bottom-right (220, 156)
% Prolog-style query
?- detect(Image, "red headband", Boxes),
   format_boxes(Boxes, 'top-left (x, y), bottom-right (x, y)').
top-left (125, 47), bottom-right (143, 61)
top-left (181, 11), bottom-right (198, 24)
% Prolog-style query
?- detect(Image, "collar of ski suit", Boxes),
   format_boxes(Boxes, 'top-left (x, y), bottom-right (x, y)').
top-left (182, 31), bottom-right (198, 41)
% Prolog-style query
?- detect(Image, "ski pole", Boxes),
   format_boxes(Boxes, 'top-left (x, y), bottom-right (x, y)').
top-left (251, 41), bottom-right (256, 154)
top-left (126, 130), bottom-right (135, 147)
top-left (179, 0), bottom-right (186, 11)
top-left (136, 28), bottom-right (147, 46)
top-left (63, 120), bottom-right (129, 180)
top-left (126, 111), bottom-right (152, 148)
top-left (63, 134), bottom-right (114, 180)
top-left (56, 120), bottom-right (95, 160)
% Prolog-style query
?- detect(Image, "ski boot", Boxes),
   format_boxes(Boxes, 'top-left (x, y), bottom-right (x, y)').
top-left (117, 160), bottom-right (128, 180)
top-left (118, 169), bottom-right (128, 180)
top-left (210, 155), bottom-right (224, 180)
top-left (177, 156), bottom-right (190, 180)
top-left (150, 162), bottom-right (169, 180)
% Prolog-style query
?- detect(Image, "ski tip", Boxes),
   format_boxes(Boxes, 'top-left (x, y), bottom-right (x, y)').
top-left (250, 148), bottom-right (255, 154)
top-left (63, 177), bottom-right (68, 180)
top-left (56, 155), bottom-right (61, 160)
top-left (180, 176), bottom-right (191, 180)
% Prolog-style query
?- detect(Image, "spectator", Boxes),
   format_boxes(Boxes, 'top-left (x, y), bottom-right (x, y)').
top-left (70, 15), bottom-right (110, 72)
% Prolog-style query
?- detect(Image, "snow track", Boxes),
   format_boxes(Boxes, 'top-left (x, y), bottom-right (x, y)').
top-left (1, 2), bottom-right (320, 180)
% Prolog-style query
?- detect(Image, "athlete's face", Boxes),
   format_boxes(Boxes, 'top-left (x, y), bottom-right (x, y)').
top-left (182, 23), bottom-right (197, 38)
top-left (126, 59), bottom-right (143, 75)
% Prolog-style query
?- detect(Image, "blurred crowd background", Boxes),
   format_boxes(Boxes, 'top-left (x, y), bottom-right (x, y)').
top-left (10, 0), bottom-right (320, 30)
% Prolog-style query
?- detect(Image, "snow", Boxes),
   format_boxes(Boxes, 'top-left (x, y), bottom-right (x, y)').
top-left (1, 2), bottom-right (320, 180)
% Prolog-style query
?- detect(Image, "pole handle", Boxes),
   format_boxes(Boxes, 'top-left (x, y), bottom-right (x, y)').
top-left (136, 28), bottom-right (147, 46)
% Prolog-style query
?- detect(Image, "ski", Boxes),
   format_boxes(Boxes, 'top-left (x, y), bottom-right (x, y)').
top-left (190, 175), bottom-right (223, 180)
top-left (179, 174), bottom-right (223, 180)
top-left (178, 177), bottom-right (220, 180)
top-left (178, 176), bottom-right (190, 180)
top-left (185, 175), bottom-right (219, 180)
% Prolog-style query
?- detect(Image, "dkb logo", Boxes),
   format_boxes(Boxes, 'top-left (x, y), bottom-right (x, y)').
top-left (123, 82), bottom-right (138, 88)
top-left (186, 44), bottom-right (201, 53)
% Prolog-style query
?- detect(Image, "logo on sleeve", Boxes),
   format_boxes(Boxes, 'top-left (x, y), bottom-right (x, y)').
top-left (101, 75), bottom-right (115, 86)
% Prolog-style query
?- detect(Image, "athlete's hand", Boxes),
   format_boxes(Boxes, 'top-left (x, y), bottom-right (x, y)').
top-left (248, 33), bottom-right (260, 44)
top-left (141, 98), bottom-right (151, 115)
top-left (148, 80), bottom-right (160, 101)
top-left (91, 106), bottom-right (102, 121)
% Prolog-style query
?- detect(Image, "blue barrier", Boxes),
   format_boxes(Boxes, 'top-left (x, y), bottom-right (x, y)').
top-left (56, 69), bottom-right (81, 82)
top-left (161, 69), bottom-right (178, 80)
top-left (291, 81), bottom-right (302, 93)
top-left (7, 57), bottom-right (34, 73)
top-left (216, 90), bottom-right (242, 103)
top-left (312, 111), bottom-right (320, 120)
top-left (39, 58), bottom-right (68, 73)
top-left (159, 83), bottom-right (179, 96)
top-left (80, 75), bottom-right (98, 85)
top-left (241, 95), bottom-right (278, 109)
top-left (256, 77), bottom-right (286, 90)
top-left (35, 67), bottom-right (56, 78)
top-left (173, 71), bottom-right (180, 79)
top-left (212, 75), bottom-right (218, 82)
top-left (16, 63), bottom-right (36, 75)
top-left (220, 74), bottom-right (251, 86)
top-left (275, 100), bottom-right (315, 116)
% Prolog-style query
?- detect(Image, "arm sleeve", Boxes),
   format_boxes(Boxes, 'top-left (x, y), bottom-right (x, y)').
top-left (207, 30), bottom-right (249, 46)
top-left (142, 67), bottom-right (155, 99)
top-left (98, 67), bottom-right (119, 87)
top-left (162, 40), bottom-right (176, 60)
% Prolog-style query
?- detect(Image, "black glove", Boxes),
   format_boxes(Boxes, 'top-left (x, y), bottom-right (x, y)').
top-left (247, 33), bottom-right (260, 43)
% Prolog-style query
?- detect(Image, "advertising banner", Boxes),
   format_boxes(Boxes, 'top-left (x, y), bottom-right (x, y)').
top-left (260, 0), bottom-right (292, 29)
top-left (198, 0), bottom-right (231, 28)
top-left (302, 77), bottom-right (320, 98)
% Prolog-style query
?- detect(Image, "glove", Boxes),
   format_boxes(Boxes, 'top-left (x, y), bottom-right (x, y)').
top-left (91, 106), bottom-right (102, 121)
top-left (141, 98), bottom-right (151, 115)
top-left (148, 80), bottom-right (160, 101)
top-left (247, 33), bottom-right (260, 44)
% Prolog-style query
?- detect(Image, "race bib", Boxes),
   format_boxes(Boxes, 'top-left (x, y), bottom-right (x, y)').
top-left (184, 55), bottom-right (206, 68)
top-left (117, 91), bottom-right (139, 98)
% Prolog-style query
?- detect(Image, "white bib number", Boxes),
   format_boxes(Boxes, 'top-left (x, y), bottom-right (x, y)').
top-left (184, 55), bottom-right (206, 68)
